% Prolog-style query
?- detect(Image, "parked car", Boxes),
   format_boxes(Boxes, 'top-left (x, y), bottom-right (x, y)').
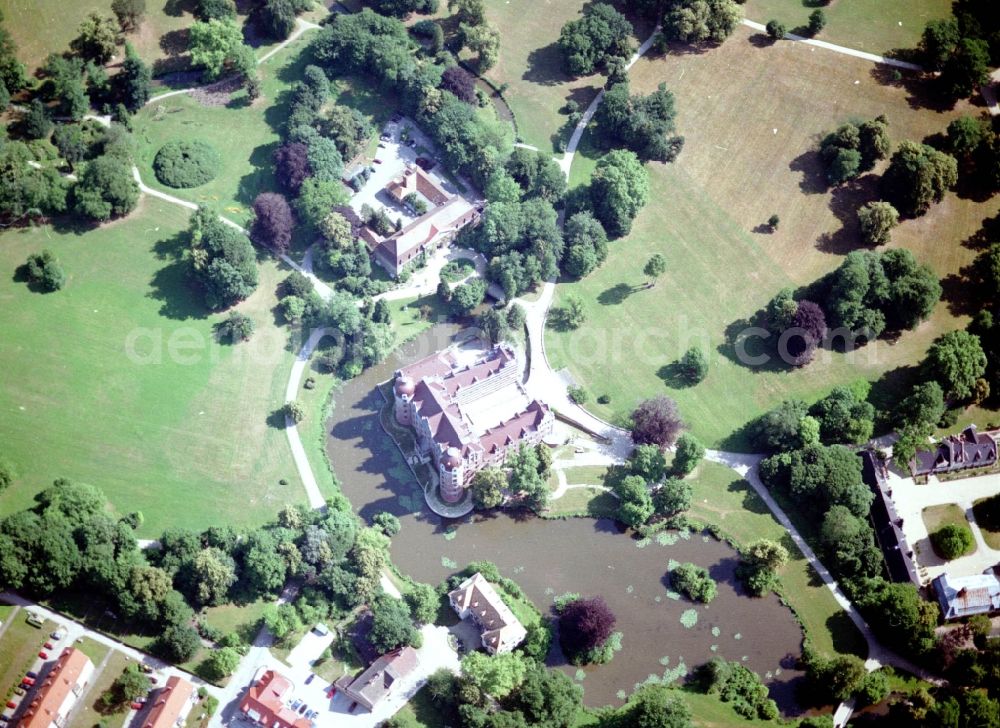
top-left (305, 674), bottom-right (315, 685)
top-left (298, 704), bottom-right (308, 715)
top-left (25, 613), bottom-right (43, 628)
top-left (325, 687), bottom-right (336, 699)
top-left (43, 642), bottom-right (53, 650)
top-left (6, 701), bottom-right (17, 710)
top-left (21, 678), bottom-right (35, 688)
top-left (12, 688), bottom-right (24, 697)
top-left (38, 651), bottom-right (48, 660)
top-left (139, 664), bottom-right (153, 674)
top-left (349, 702), bottom-right (359, 713)
top-left (50, 629), bottom-right (66, 641)
top-left (25, 672), bottom-right (37, 679)
top-left (290, 700), bottom-right (301, 711)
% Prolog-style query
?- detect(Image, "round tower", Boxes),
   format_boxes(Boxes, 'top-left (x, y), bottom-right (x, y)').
top-left (394, 376), bottom-right (415, 425)
top-left (440, 447), bottom-right (464, 503)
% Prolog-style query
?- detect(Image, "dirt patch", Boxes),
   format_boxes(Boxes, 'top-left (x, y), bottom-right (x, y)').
top-left (190, 75), bottom-right (244, 107)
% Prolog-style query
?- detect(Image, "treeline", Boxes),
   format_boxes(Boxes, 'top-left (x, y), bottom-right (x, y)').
top-left (0, 477), bottom-right (408, 673)
top-left (919, 0), bottom-right (999, 100)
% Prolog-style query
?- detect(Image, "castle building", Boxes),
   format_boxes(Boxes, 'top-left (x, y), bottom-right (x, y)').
top-left (448, 572), bottom-right (527, 655)
top-left (393, 344), bottom-right (554, 502)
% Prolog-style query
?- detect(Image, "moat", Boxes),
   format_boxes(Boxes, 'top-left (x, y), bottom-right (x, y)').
top-left (325, 322), bottom-right (806, 711)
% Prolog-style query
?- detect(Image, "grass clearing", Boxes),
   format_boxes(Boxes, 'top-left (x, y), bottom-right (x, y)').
top-left (973, 495), bottom-right (1000, 550)
top-left (0, 203), bottom-right (307, 536)
top-left (743, 0), bottom-right (952, 53)
top-left (550, 25), bottom-right (1000, 448)
top-left (0, 614), bottom-right (54, 700)
top-left (391, 685), bottom-right (450, 727)
top-left (73, 637), bottom-right (110, 666)
top-left (686, 461), bottom-right (866, 658)
top-left (922, 504), bottom-right (976, 560)
top-left (67, 650), bottom-right (133, 728)
top-left (545, 487), bottom-right (618, 518)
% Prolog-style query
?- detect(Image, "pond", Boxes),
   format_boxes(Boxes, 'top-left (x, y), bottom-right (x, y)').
top-left (325, 323), bottom-right (805, 711)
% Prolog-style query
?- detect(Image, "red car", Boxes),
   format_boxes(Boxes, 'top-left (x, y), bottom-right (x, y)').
top-left (21, 678), bottom-right (34, 687)
top-left (5, 702), bottom-right (16, 711)
top-left (325, 688), bottom-right (335, 699)
top-left (37, 651), bottom-right (48, 659)
top-left (43, 642), bottom-right (53, 650)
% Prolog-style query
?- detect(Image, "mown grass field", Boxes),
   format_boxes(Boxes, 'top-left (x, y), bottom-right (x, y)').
top-left (480, 0), bottom-right (649, 153)
top-left (973, 495), bottom-right (1000, 550)
top-left (743, 0), bottom-right (952, 53)
top-left (550, 25), bottom-right (1000, 448)
top-left (0, 202), bottom-right (308, 537)
top-left (686, 461), bottom-right (866, 658)
top-left (67, 650), bottom-right (133, 728)
top-left (922, 503), bottom-right (976, 558)
top-left (0, 612), bottom-right (54, 700)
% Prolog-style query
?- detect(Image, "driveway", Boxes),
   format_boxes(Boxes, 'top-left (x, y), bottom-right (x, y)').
top-left (887, 469), bottom-right (1000, 583)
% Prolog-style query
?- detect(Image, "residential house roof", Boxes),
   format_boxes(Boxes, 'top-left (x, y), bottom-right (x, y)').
top-left (333, 647), bottom-right (419, 712)
top-left (18, 648), bottom-right (93, 728)
top-left (143, 676), bottom-right (194, 728)
top-left (448, 572), bottom-right (527, 654)
top-left (912, 426), bottom-right (997, 476)
top-left (239, 671), bottom-right (310, 728)
top-left (934, 572), bottom-right (1000, 619)
top-left (860, 450), bottom-right (920, 585)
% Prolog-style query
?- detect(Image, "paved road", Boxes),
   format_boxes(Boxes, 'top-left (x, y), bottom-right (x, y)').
top-left (740, 19), bottom-right (923, 71)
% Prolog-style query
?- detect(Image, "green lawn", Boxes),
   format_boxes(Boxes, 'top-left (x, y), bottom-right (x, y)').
top-left (0, 204), bottom-right (307, 537)
top-left (686, 462), bottom-right (866, 658)
top-left (202, 599), bottom-right (271, 643)
top-left (73, 637), bottom-right (110, 666)
top-left (67, 650), bottom-right (133, 728)
top-left (922, 503), bottom-right (976, 559)
top-left (390, 686), bottom-right (450, 728)
top-left (544, 487), bottom-right (618, 518)
top-left (0, 613), bottom-right (54, 701)
top-left (743, 0), bottom-right (952, 53)
top-left (552, 24), bottom-right (1000, 449)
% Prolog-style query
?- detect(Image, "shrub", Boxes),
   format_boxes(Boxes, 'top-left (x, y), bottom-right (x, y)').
top-left (0, 457), bottom-right (15, 491)
top-left (153, 140), bottom-right (221, 188)
top-left (765, 20), bottom-right (786, 40)
top-left (216, 311), bottom-right (254, 343)
top-left (857, 201), bottom-right (899, 246)
top-left (282, 400), bottom-right (305, 423)
top-left (670, 562), bottom-right (717, 603)
top-left (251, 192), bottom-right (294, 254)
top-left (931, 523), bottom-right (973, 560)
top-left (567, 385), bottom-right (589, 404)
top-left (24, 250), bottom-right (66, 291)
top-left (672, 433), bottom-right (704, 476)
top-left (557, 596), bottom-right (618, 665)
top-left (807, 9), bottom-right (826, 36)
top-left (678, 347), bottom-right (708, 383)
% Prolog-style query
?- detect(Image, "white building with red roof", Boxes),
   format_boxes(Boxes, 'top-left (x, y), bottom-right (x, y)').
top-left (448, 573), bottom-right (527, 655)
top-left (393, 344), bottom-right (554, 502)
top-left (238, 670), bottom-right (311, 728)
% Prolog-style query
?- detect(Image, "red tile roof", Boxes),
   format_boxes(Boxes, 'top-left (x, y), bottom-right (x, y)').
top-left (239, 671), bottom-right (310, 728)
top-left (19, 648), bottom-right (93, 728)
top-left (143, 676), bottom-right (194, 728)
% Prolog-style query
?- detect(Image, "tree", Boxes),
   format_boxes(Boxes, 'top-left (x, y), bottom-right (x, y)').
top-left (112, 0), bottom-right (146, 31)
top-left (273, 142), bottom-right (310, 193)
top-left (217, 311), bottom-right (254, 342)
top-left (116, 42), bottom-right (151, 111)
top-left (0, 15), bottom-right (27, 94)
top-left (672, 433), bottom-right (704, 475)
top-left (558, 3), bottom-right (635, 76)
top-left (766, 288), bottom-right (797, 334)
top-left (923, 330), bottom-right (987, 400)
top-left (653, 478), bottom-right (691, 515)
top-left (460, 652), bottom-right (528, 700)
top-left (558, 596), bottom-right (616, 661)
top-left (678, 347), bottom-right (708, 383)
top-left (765, 19), bottom-right (785, 40)
top-left (478, 308), bottom-right (510, 345)
top-left (560, 293), bottom-right (586, 328)
top-left (405, 582), bottom-right (438, 625)
top-left (942, 37), bottom-right (991, 99)
top-left (563, 211), bottom-right (608, 278)
top-left (857, 201), bottom-right (899, 246)
top-left (74, 155), bottom-right (139, 221)
top-left (470, 467), bottom-right (505, 509)
top-left (931, 524), bottom-right (973, 560)
top-left (192, 547), bottom-right (237, 605)
top-left (23, 99), bottom-right (53, 140)
top-left (0, 457), bottom-right (15, 492)
top-left (440, 65), bottom-right (476, 103)
top-left (369, 593), bottom-right (419, 653)
top-left (827, 147), bottom-right (861, 186)
top-left (810, 384), bottom-right (875, 445)
top-left (614, 474), bottom-right (654, 527)
top-left (737, 538), bottom-right (788, 596)
top-left (820, 505), bottom-right (882, 581)
top-left (858, 117), bottom-right (890, 170)
top-left (620, 683), bottom-right (692, 728)
top-left (24, 250), bottom-right (66, 292)
top-left (260, 0), bottom-right (296, 40)
top-left (462, 22), bottom-right (500, 71)
top-left (201, 646), bottom-right (241, 680)
top-left (881, 140), bottom-right (958, 217)
top-left (296, 178), bottom-right (349, 231)
top-left (372, 512), bottom-right (400, 538)
top-left (630, 444), bottom-right (667, 482)
top-left (189, 18), bottom-right (245, 80)
top-left (670, 562), bottom-right (717, 602)
top-left (319, 211), bottom-right (355, 250)
top-left (590, 150), bottom-right (649, 237)
top-left (807, 9), bottom-right (826, 36)
top-left (920, 17), bottom-right (960, 70)
top-left (242, 537), bottom-right (286, 596)
top-left (251, 193), bottom-right (294, 254)
top-left (805, 653), bottom-right (867, 703)
top-left (508, 444), bottom-right (548, 511)
top-left (644, 253), bottom-right (667, 287)
top-left (508, 664), bottom-right (582, 728)
top-left (662, 0), bottom-right (741, 44)
top-left (187, 206), bottom-right (259, 310)
top-left (283, 401), bottom-right (305, 423)
top-left (631, 396), bottom-right (684, 448)
top-left (72, 13), bottom-right (119, 64)
top-left (105, 665), bottom-right (150, 709)
top-left (156, 624), bottom-right (201, 662)
top-left (895, 381), bottom-right (946, 432)
top-left (451, 278), bottom-right (487, 314)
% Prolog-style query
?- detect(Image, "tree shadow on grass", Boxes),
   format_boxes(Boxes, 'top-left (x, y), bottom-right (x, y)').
top-left (11, 264), bottom-right (52, 294)
top-left (237, 142), bottom-right (280, 206)
top-left (524, 42), bottom-right (571, 87)
top-left (597, 282), bottom-right (635, 305)
top-left (788, 149), bottom-right (828, 195)
top-left (163, 0), bottom-right (196, 16)
top-left (826, 610), bottom-right (869, 658)
top-left (868, 65), bottom-right (957, 113)
top-left (734, 479), bottom-right (773, 516)
top-left (657, 361), bottom-right (694, 389)
top-left (159, 28), bottom-right (190, 57)
top-left (747, 32), bottom-right (776, 49)
top-left (147, 231), bottom-right (212, 321)
top-left (816, 173), bottom-right (880, 255)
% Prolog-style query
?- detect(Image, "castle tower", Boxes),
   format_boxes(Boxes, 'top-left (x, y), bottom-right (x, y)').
top-left (440, 446), bottom-right (464, 503)
top-left (394, 376), bottom-right (415, 426)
